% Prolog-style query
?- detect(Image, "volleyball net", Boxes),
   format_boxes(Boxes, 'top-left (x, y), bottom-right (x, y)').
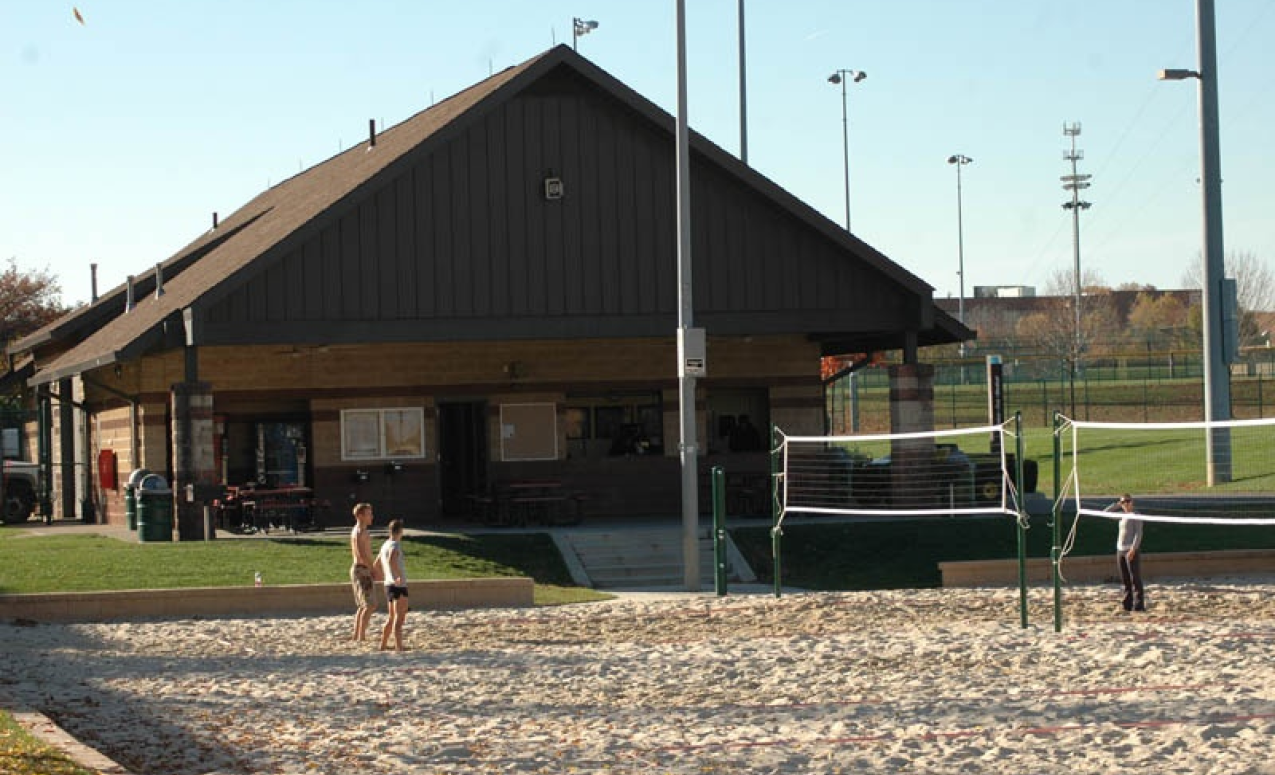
top-left (1062, 416), bottom-right (1275, 527)
top-left (775, 421), bottom-right (1026, 526)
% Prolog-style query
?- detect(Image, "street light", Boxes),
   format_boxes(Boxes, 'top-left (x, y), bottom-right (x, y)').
top-left (827, 69), bottom-right (866, 231)
top-left (1159, 0), bottom-right (1231, 484)
top-left (572, 17), bottom-right (599, 50)
top-left (947, 154), bottom-right (973, 352)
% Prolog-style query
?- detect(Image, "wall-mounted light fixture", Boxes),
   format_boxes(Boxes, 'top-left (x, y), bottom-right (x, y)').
top-left (543, 173), bottom-right (564, 200)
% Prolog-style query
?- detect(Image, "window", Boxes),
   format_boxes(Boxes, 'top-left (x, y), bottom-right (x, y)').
top-left (564, 393), bottom-right (664, 458)
top-left (341, 408), bottom-right (425, 461)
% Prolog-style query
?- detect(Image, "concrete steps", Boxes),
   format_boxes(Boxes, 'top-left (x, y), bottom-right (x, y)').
top-left (561, 527), bottom-right (757, 589)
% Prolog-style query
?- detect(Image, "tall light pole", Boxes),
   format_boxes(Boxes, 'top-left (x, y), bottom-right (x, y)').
top-left (572, 17), bottom-right (598, 50)
top-left (947, 154), bottom-right (973, 352)
top-left (1159, 0), bottom-right (1232, 484)
top-left (674, 0), bottom-right (702, 590)
top-left (827, 69), bottom-right (866, 231)
top-left (1061, 123), bottom-right (1092, 419)
top-left (738, 0), bottom-right (748, 164)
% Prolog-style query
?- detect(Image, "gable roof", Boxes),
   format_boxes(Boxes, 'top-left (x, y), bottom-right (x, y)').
top-left (17, 45), bottom-right (968, 386)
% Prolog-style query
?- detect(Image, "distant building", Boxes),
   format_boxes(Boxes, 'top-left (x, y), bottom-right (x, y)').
top-left (973, 285), bottom-right (1036, 299)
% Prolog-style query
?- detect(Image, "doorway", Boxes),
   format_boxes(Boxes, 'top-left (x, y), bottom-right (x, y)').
top-left (437, 401), bottom-right (487, 517)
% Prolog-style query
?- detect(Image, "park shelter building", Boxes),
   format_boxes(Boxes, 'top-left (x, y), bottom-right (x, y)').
top-left (8, 45), bottom-right (969, 531)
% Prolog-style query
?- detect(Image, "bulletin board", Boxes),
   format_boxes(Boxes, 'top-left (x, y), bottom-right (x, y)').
top-left (499, 403), bottom-right (558, 462)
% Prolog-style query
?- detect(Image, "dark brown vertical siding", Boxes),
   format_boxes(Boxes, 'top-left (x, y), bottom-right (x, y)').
top-left (542, 98), bottom-right (566, 316)
top-left (302, 239), bottom-right (323, 320)
top-left (652, 134), bottom-right (676, 314)
top-left (433, 152), bottom-right (455, 316)
top-left (468, 125), bottom-right (490, 317)
top-left (485, 112), bottom-right (510, 317)
top-left (504, 99), bottom-right (529, 317)
top-left (560, 97), bottom-right (584, 314)
top-left (321, 226), bottom-right (341, 318)
top-left (200, 65), bottom-right (930, 338)
top-left (450, 136), bottom-right (473, 316)
top-left (631, 129), bottom-right (655, 313)
top-left (393, 175), bottom-right (416, 319)
top-left (359, 197), bottom-right (379, 317)
top-left (596, 108), bottom-right (621, 315)
top-left (375, 188), bottom-right (397, 318)
top-left (339, 213), bottom-right (361, 317)
top-left (413, 163), bottom-right (436, 317)
top-left (521, 98), bottom-right (545, 315)
top-left (578, 95), bottom-right (601, 314)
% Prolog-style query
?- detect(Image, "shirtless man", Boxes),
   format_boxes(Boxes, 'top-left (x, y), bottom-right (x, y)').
top-left (350, 502), bottom-right (381, 641)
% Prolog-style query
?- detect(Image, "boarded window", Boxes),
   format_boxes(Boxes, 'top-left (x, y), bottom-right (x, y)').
top-left (499, 403), bottom-right (558, 461)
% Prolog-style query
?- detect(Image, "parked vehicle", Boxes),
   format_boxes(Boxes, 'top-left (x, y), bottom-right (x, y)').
top-left (853, 443), bottom-right (1036, 507)
top-left (2, 459), bottom-right (38, 524)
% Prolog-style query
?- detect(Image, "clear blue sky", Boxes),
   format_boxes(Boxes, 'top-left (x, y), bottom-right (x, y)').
top-left (3, 1), bottom-right (1273, 308)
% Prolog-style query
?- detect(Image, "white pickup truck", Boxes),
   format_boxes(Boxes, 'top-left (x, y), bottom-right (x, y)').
top-left (2, 459), bottom-right (38, 523)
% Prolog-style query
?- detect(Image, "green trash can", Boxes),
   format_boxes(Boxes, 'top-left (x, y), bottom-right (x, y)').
top-left (125, 487), bottom-right (137, 531)
top-left (124, 469), bottom-right (150, 531)
top-left (137, 474), bottom-right (173, 542)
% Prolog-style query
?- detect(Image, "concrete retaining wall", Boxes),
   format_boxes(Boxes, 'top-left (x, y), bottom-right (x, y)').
top-left (940, 549), bottom-right (1275, 587)
top-left (0, 577), bottom-right (534, 623)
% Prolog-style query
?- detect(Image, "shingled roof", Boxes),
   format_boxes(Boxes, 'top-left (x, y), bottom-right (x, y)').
top-left (15, 45), bottom-right (969, 386)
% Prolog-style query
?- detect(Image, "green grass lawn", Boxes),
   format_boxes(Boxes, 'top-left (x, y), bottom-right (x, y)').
top-left (0, 711), bottom-right (100, 775)
top-left (0, 532), bottom-right (609, 606)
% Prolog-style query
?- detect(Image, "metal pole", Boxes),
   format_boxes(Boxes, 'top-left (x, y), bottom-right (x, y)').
top-left (737, 0), bottom-right (748, 165)
top-left (771, 424), bottom-right (783, 598)
top-left (839, 77), bottom-right (850, 231)
top-left (1052, 410), bottom-right (1063, 633)
top-left (956, 160), bottom-right (966, 338)
top-left (675, 0), bottom-right (701, 590)
top-left (1197, 0), bottom-right (1232, 483)
top-left (712, 467), bottom-right (727, 596)
top-left (1015, 411), bottom-right (1028, 629)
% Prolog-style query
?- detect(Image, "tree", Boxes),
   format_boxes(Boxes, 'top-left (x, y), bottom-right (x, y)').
top-left (1181, 249), bottom-right (1275, 346)
top-left (0, 259), bottom-right (67, 347)
top-left (1126, 291), bottom-right (1193, 349)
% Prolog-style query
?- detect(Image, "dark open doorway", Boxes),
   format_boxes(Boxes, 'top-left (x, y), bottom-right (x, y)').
top-left (437, 401), bottom-right (487, 517)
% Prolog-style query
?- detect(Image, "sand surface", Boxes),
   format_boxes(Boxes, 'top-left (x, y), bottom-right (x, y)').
top-left (2, 581), bottom-right (1274, 775)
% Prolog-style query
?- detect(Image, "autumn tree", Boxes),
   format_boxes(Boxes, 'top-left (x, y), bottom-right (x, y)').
top-left (0, 259), bottom-right (67, 347)
top-left (1181, 249), bottom-right (1274, 346)
top-left (1126, 291), bottom-right (1193, 349)
top-left (1016, 267), bottom-right (1119, 357)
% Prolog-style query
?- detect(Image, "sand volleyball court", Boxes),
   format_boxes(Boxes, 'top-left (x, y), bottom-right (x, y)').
top-left (2, 581), bottom-right (1273, 774)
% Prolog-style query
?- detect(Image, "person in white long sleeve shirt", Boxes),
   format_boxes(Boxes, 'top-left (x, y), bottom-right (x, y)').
top-left (1113, 495), bottom-right (1146, 612)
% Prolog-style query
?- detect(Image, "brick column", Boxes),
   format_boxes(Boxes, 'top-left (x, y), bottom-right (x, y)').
top-left (888, 364), bottom-right (937, 508)
top-left (171, 382), bottom-right (216, 540)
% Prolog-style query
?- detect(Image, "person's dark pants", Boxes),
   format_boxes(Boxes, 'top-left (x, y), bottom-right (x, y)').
top-left (1117, 550), bottom-right (1145, 611)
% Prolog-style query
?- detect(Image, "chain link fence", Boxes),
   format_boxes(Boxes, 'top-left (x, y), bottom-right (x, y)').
top-left (828, 348), bottom-right (1275, 434)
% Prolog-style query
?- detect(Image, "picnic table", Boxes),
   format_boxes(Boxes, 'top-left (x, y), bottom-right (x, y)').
top-left (470, 480), bottom-right (585, 526)
top-left (216, 486), bottom-right (328, 533)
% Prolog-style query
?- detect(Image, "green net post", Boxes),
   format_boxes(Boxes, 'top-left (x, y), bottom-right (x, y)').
top-left (771, 424), bottom-right (783, 598)
top-left (1052, 410), bottom-right (1064, 632)
top-left (712, 466), bottom-right (727, 596)
top-left (1015, 411), bottom-right (1028, 629)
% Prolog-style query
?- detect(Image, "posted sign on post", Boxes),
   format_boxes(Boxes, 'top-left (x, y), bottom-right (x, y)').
top-left (987, 355), bottom-right (1004, 454)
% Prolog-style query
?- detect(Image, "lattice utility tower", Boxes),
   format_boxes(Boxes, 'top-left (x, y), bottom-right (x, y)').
top-left (1060, 122), bottom-right (1093, 418)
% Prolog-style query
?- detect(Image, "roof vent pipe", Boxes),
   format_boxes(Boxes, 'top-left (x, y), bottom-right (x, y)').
top-left (368, 118), bottom-right (376, 148)
top-left (212, 211), bottom-right (219, 230)
top-left (126, 275), bottom-right (135, 312)
top-left (91, 263), bottom-right (98, 304)
top-left (154, 263), bottom-right (165, 299)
